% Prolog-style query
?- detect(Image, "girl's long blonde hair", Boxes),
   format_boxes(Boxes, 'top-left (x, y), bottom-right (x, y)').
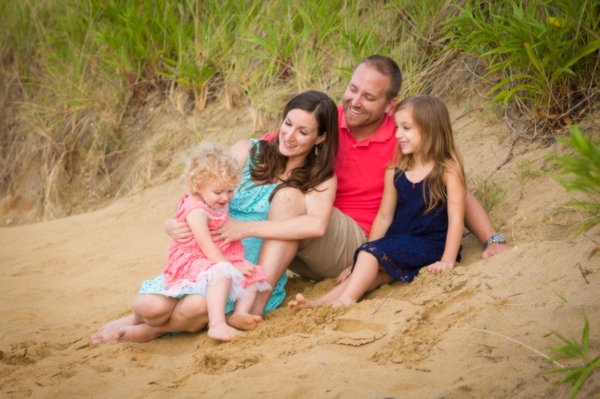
top-left (392, 95), bottom-right (466, 213)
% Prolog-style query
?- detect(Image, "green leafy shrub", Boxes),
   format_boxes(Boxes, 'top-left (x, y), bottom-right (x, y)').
top-left (445, 0), bottom-right (600, 139)
top-left (545, 318), bottom-right (600, 399)
top-left (555, 125), bottom-right (600, 234)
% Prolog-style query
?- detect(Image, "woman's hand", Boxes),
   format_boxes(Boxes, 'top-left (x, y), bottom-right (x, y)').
top-left (426, 260), bottom-right (454, 274)
top-left (164, 217), bottom-right (192, 242)
top-left (214, 219), bottom-right (251, 244)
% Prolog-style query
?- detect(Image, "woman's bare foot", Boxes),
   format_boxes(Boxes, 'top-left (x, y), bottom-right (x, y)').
top-left (91, 315), bottom-right (136, 344)
top-left (228, 313), bottom-right (262, 331)
top-left (207, 323), bottom-right (243, 341)
top-left (117, 324), bottom-right (164, 343)
top-left (288, 294), bottom-right (314, 312)
top-left (481, 242), bottom-right (510, 259)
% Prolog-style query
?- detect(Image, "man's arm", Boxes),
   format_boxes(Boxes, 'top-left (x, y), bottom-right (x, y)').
top-left (464, 191), bottom-right (509, 258)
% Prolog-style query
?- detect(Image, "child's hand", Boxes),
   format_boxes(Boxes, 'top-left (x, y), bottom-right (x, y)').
top-left (426, 260), bottom-right (454, 274)
top-left (236, 264), bottom-right (255, 278)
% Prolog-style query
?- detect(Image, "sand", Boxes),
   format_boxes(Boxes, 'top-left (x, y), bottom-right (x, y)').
top-left (1, 102), bottom-right (599, 398)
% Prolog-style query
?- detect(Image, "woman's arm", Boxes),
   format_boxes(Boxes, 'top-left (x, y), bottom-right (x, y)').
top-left (367, 168), bottom-right (398, 241)
top-left (427, 169), bottom-right (466, 273)
top-left (217, 176), bottom-right (337, 241)
top-left (229, 139), bottom-right (251, 167)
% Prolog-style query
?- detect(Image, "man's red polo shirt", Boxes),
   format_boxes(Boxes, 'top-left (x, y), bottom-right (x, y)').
top-left (334, 106), bottom-right (397, 236)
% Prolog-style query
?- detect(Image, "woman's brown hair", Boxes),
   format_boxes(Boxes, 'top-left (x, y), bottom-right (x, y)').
top-left (250, 91), bottom-right (339, 198)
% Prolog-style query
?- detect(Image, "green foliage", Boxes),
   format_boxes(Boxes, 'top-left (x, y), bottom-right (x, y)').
top-left (0, 0), bottom-right (461, 218)
top-left (555, 126), bottom-right (600, 233)
top-left (445, 0), bottom-right (600, 136)
top-left (545, 318), bottom-right (600, 399)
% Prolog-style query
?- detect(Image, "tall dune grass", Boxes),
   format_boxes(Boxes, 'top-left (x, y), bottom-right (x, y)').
top-left (0, 0), bottom-right (457, 220)
top-left (1, 0), bottom-right (597, 222)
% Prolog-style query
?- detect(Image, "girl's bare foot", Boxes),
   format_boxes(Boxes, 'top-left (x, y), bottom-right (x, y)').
top-left (207, 323), bottom-right (243, 341)
top-left (91, 315), bottom-right (136, 344)
top-left (228, 313), bottom-right (262, 331)
top-left (288, 293), bottom-right (313, 312)
top-left (117, 324), bottom-right (164, 343)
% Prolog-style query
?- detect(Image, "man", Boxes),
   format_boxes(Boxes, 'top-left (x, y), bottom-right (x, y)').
top-left (248, 55), bottom-right (507, 314)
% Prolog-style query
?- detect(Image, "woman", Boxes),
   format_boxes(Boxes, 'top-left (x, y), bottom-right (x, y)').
top-left (91, 91), bottom-right (339, 343)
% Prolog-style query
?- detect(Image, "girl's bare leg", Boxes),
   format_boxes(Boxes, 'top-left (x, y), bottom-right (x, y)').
top-left (336, 252), bottom-right (391, 305)
top-left (206, 276), bottom-right (243, 341)
top-left (289, 252), bottom-right (393, 310)
top-left (228, 284), bottom-right (262, 331)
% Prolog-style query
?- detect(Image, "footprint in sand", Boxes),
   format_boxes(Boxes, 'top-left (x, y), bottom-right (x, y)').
top-left (329, 319), bottom-right (388, 346)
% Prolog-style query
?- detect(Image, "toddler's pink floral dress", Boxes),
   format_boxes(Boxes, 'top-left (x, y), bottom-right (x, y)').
top-left (139, 193), bottom-right (270, 300)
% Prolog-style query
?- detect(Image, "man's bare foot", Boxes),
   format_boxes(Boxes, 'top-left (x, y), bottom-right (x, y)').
top-left (228, 313), bottom-right (262, 331)
top-left (288, 294), bottom-right (314, 312)
top-left (207, 323), bottom-right (243, 341)
top-left (91, 315), bottom-right (136, 344)
top-left (481, 242), bottom-right (510, 259)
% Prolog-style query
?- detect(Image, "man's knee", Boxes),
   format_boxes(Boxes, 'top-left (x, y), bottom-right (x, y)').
top-left (269, 187), bottom-right (305, 219)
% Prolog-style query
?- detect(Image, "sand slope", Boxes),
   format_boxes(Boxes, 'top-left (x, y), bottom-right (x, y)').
top-left (1, 106), bottom-right (598, 398)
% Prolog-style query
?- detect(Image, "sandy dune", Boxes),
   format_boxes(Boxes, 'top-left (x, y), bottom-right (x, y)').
top-left (1, 105), bottom-right (598, 398)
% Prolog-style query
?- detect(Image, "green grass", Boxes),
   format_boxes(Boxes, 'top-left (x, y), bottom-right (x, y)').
top-left (444, 0), bottom-right (600, 138)
top-left (1, 0), bottom-right (598, 220)
top-left (545, 318), bottom-right (600, 399)
top-left (555, 125), bottom-right (600, 234)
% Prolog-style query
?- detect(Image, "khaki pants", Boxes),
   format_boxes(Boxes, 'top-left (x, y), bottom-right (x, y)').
top-left (288, 208), bottom-right (366, 280)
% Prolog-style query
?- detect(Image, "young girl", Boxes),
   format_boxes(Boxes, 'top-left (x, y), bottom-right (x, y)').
top-left (289, 94), bottom-right (466, 309)
top-left (107, 143), bottom-right (270, 342)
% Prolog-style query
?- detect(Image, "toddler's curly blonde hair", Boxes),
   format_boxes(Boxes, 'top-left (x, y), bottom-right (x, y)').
top-left (184, 142), bottom-right (241, 195)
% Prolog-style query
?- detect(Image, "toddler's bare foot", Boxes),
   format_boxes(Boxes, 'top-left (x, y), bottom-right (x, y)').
top-left (91, 315), bottom-right (136, 344)
top-left (288, 294), bottom-right (313, 312)
top-left (228, 313), bottom-right (262, 331)
top-left (207, 323), bottom-right (243, 341)
top-left (117, 324), bottom-right (163, 343)
top-left (481, 242), bottom-right (510, 259)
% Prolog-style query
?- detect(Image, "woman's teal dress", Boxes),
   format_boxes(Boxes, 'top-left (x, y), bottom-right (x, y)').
top-left (139, 139), bottom-right (288, 313)
top-left (228, 139), bottom-right (287, 313)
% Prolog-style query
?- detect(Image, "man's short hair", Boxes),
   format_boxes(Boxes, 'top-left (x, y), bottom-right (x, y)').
top-left (360, 55), bottom-right (402, 100)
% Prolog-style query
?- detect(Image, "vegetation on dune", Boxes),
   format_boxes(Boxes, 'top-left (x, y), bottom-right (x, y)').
top-left (0, 0), bottom-right (598, 230)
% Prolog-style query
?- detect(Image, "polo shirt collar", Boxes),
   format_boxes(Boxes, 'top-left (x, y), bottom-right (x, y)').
top-left (340, 112), bottom-right (395, 145)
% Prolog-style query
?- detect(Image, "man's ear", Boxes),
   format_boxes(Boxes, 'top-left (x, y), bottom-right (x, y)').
top-left (385, 97), bottom-right (398, 117)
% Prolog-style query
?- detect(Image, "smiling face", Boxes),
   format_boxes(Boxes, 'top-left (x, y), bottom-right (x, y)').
top-left (394, 106), bottom-right (422, 157)
top-left (342, 63), bottom-right (396, 139)
top-left (195, 179), bottom-right (235, 210)
top-left (277, 108), bottom-right (325, 163)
